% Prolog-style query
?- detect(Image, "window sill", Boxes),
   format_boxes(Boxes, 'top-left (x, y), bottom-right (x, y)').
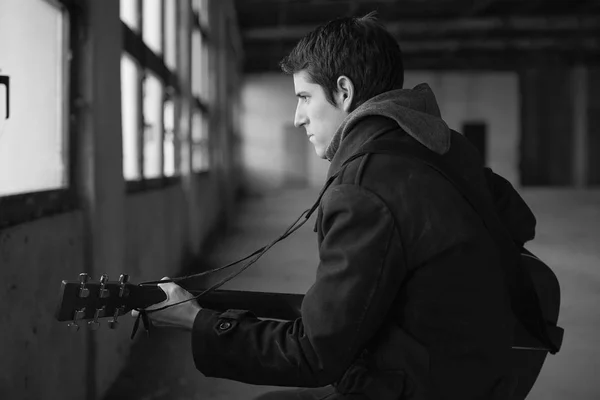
top-left (193, 170), bottom-right (211, 177)
top-left (125, 176), bottom-right (182, 195)
top-left (0, 188), bottom-right (78, 230)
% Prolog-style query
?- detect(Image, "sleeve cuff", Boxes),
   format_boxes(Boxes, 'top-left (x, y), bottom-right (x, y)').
top-left (191, 308), bottom-right (256, 377)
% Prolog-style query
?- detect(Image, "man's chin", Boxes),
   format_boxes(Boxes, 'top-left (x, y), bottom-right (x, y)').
top-left (314, 147), bottom-right (327, 160)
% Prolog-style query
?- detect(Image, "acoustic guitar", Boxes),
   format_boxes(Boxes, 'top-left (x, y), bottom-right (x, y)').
top-left (509, 249), bottom-right (564, 399)
top-left (56, 247), bottom-right (562, 399)
top-left (54, 273), bottom-right (304, 331)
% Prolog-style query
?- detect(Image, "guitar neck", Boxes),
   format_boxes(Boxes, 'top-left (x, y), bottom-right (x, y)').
top-left (192, 288), bottom-right (304, 320)
top-left (55, 279), bottom-right (304, 323)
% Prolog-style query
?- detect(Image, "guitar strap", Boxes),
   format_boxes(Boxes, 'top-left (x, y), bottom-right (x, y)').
top-left (131, 309), bottom-right (152, 339)
top-left (344, 138), bottom-right (563, 354)
top-left (142, 136), bottom-right (562, 354)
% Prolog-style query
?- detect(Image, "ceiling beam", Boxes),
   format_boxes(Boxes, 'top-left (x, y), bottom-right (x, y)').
top-left (244, 35), bottom-right (600, 55)
top-left (576, 0), bottom-right (600, 13)
top-left (242, 15), bottom-right (600, 41)
top-left (242, 32), bottom-right (600, 72)
top-left (243, 48), bottom-right (600, 73)
top-left (464, 0), bottom-right (499, 17)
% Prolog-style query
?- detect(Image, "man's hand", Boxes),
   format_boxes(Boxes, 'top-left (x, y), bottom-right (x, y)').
top-left (131, 277), bottom-right (202, 331)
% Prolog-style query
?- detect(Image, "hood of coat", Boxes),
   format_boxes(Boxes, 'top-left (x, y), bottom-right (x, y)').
top-left (325, 83), bottom-right (451, 162)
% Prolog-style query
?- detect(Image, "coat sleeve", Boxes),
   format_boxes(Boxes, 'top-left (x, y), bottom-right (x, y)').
top-left (191, 183), bottom-right (406, 387)
top-left (483, 168), bottom-right (537, 246)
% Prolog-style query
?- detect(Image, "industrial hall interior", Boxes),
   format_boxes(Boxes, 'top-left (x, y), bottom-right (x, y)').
top-left (0, 0), bottom-right (598, 399)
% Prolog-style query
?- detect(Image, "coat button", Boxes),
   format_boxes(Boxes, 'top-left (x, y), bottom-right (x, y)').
top-left (218, 321), bottom-right (232, 330)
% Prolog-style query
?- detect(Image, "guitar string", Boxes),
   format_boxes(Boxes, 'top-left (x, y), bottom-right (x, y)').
top-left (138, 207), bottom-right (313, 314)
top-left (135, 166), bottom-right (341, 315)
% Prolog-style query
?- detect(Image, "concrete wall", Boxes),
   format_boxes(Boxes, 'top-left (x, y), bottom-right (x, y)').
top-left (240, 71), bottom-right (520, 192)
top-left (0, 213), bottom-right (87, 400)
top-left (405, 72), bottom-right (519, 185)
top-left (519, 65), bottom-right (600, 187)
top-left (588, 67), bottom-right (600, 185)
top-left (0, 1), bottom-right (239, 400)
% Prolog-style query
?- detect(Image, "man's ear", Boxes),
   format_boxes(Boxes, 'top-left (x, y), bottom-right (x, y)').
top-left (336, 76), bottom-right (354, 112)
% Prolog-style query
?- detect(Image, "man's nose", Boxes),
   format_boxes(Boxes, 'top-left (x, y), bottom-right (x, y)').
top-left (294, 105), bottom-right (306, 128)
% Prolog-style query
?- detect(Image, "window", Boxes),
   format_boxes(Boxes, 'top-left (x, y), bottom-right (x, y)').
top-left (163, 98), bottom-right (176, 177)
top-left (191, 108), bottom-right (209, 172)
top-left (120, 0), bottom-right (183, 189)
top-left (119, 0), bottom-right (139, 32)
top-left (191, 0), bottom-right (210, 173)
top-left (0, 0), bottom-right (75, 228)
top-left (143, 72), bottom-right (164, 179)
top-left (164, 0), bottom-right (177, 71)
top-left (121, 53), bottom-right (141, 180)
top-left (193, 0), bottom-right (210, 29)
top-left (0, 0), bottom-right (69, 197)
top-left (142, 1), bottom-right (163, 56)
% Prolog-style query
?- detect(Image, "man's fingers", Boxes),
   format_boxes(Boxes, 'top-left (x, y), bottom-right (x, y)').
top-left (157, 276), bottom-right (172, 293)
top-left (131, 277), bottom-right (172, 318)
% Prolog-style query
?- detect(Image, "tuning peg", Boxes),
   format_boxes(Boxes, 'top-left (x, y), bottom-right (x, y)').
top-left (99, 274), bottom-right (110, 298)
top-left (67, 307), bottom-right (86, 332)
top-left (118, 274), bottom-right (130, 298)
top-left (88, 306), bottom-right (106, 331)
top-left (78, 273), bottom-right (90, 298)
top-left (67, 322), bottom-right (80, 332)
top-left (108, 306), bottom-right (124, 329)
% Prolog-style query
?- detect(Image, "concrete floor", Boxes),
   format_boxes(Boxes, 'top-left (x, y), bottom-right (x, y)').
top-left (103, 187), bottom-right (600, 400)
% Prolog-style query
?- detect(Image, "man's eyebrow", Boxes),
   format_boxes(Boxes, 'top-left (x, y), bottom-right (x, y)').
top-left (295, 91), bottom-right (309, 97)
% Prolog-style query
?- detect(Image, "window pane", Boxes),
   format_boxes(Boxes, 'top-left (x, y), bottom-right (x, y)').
top-left (192, 31), bottom-right (209, 103)
top-left (179, 100), bottom-right (191, 175)
top-left (120, 0), bottom-right (139, 32)
top-left (191, 30), bottom-right (202, 99)
top-left (163, 99), bottom-right (175, 177)
top-left (200, 0), bottom-right (209, 29)
top-left (192, 0), bottom-right (209, 28)
top-left (191, 109), bottom-right (203, 142)
top-left (121, 53), bottom-right (141, 180)
top-left (164, 0), bottom-right (177, 71)
top-left (0, 0), bottom-right (67, 196)
top-left (191, 110), bottom-right (209, 172)
top-left (202, 38), bottom-right (210, 102)
top-left (143, 0), bottom-right (163, 56)
top-left (143, 72), bottom-right (164, 179)
top-left (192, 143), bottom-right (209, 172)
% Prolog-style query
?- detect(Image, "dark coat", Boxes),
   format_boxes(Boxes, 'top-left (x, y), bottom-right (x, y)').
top-left (191, 115), bottom-right (536, 400)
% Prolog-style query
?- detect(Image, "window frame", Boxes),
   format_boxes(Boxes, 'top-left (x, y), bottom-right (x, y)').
top-left (0, 0), bottom-right (77, 229)
top-left (190, 4), bottom-right (211, 175)
top-left (121, 0), bottom-right (183, 194)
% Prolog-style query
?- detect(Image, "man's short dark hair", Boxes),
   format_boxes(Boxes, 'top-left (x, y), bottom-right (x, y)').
top-left (280, 12), bottom-right (404, 111)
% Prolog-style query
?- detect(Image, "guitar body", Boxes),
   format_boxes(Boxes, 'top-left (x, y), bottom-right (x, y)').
top-left (510, 249), bottom-right (563, 399)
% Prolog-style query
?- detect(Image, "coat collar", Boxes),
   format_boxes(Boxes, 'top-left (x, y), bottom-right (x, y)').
top-left (325, 83), bottom-right (451, 168)
top-left (326, 116), bottom-right (399, 180)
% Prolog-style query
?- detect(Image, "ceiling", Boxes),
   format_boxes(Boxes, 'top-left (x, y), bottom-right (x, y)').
top-left (233, 0), bottom-right (600, 72)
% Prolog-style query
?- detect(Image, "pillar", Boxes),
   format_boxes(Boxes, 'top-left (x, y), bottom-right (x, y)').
top-left (519, 66), bottom-right (574, 186)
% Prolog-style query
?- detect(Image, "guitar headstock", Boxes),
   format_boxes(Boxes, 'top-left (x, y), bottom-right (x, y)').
top-left (55, 273), bottom-right (166, 332)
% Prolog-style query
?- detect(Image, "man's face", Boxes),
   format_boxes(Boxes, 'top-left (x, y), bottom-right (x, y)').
top-left (293, 70), bottom-right (349, 159)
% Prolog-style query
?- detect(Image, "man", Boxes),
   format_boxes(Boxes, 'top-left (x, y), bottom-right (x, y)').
top-left (133, 13), bottom-right (537, 400)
